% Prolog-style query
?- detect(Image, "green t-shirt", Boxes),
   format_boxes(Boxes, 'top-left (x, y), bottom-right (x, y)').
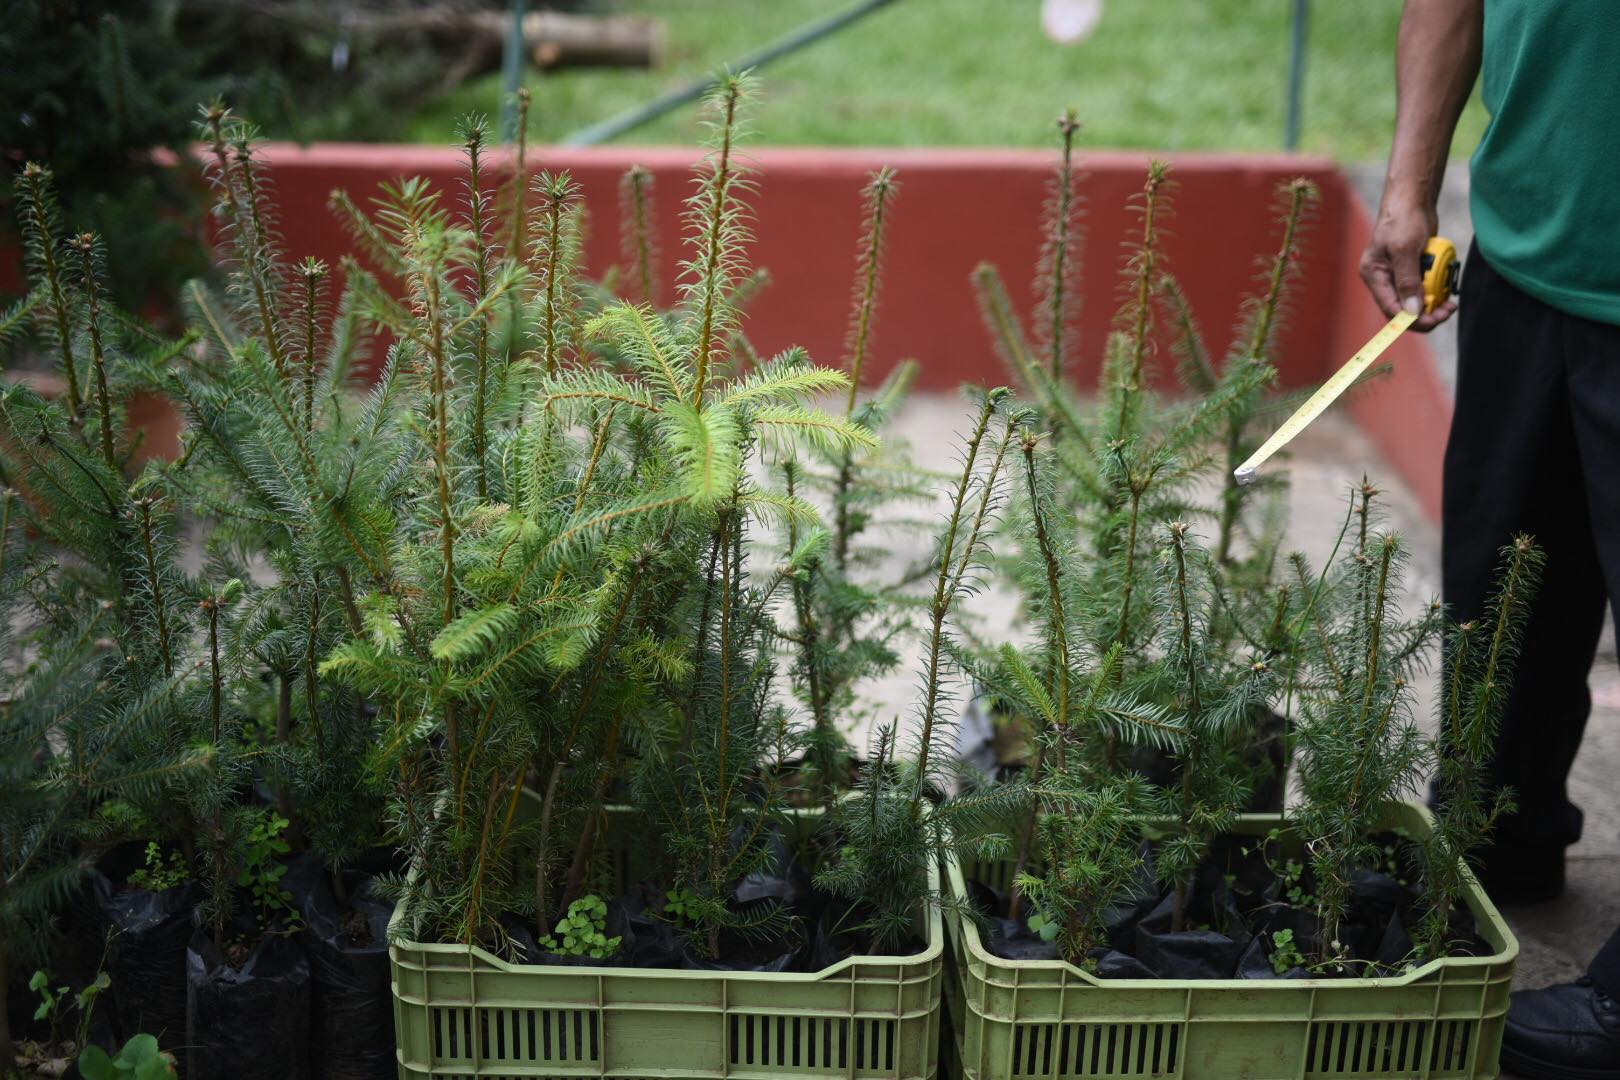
top-left (1470, 0), bottom-right (1620, 324)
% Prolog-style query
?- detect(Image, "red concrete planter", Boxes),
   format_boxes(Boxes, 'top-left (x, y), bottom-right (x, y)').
top-left (3, 144), bottom-right (1452, 516)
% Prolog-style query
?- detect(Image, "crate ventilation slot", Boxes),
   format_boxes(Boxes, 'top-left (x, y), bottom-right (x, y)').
top-left (1010, 1021), bottom-right (1181, 1077)
top-left (429, 1005), bottom-right (601, 1068)
top-left (1305, 1019), bottom-right (1474, 1077)
top-left (729, 1014), bottom-right (898, 1073)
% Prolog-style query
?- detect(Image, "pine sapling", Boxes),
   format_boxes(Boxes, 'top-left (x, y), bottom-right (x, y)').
top-left (619, 164), bottom-right (659, 307)
top-left (1418, 535), bottom-right (1542, 960)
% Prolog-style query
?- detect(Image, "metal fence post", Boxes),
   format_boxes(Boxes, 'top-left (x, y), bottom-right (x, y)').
top-left (1285, 0), bottom-right (1309, 150)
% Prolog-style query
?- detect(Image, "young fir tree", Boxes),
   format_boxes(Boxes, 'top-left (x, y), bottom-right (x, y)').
top-left (1146, 522), bottom-right (1278, 932)
top-left (966, 424), bottom-right (1184, 929)
top-left (149, 102), bottom-right (417, 903)
top-left (0, 160), bottom-right (257, 950)
top-left (0, 487), bottom-right (199, 1068)
top-left (816, 389), bottom-right (1030, 953)
top-left (782, 166), bottom-right (928, 806)
top-left (1292, 509), bottom-right (1444, 966)
top-left (964, 125), bottom-right (1331, 956)
top-left (531, 74), bottom-right (876, 957)
top-left (1416, 535), bottom-right (1542, 960)
top-left (311, 73), bottom-right (877, 958)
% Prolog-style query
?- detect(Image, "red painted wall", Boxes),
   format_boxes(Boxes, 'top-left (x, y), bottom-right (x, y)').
top-left (254, 142), bottom-right (1355, 393)
top-left (3, 144), bottom-right (1452, 516)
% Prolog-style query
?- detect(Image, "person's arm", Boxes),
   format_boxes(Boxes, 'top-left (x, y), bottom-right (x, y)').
top-left (1360, 0), bottom-right (1482, 331)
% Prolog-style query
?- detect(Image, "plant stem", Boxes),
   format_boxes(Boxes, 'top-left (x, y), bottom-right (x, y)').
top-left (19, 164), bottom-right (81, 418)
top-left (1167, 523), bottom-right (1202, 932)
top-left (463, 126), bottom-right (494, 497)
top-left (1114, 163), bottom-right (1169, 438)
top-left (424, 257), bottom-right (460, 764)
top-left (912, 395), bottom-right (1003, 812)
top-left (230, 138), bottom-right (287, 375)
top-left (506, 89), bottom-right (532, 262)
top-left (537, 178), bottom-right (572, 377)
top-left (844, 167), bottom-right (896, 414)
top-left (621, 165), bottom-right (657, 305)
top-left (204, 593), bottom-right (223, 746)
top-left (1041, 111), bottom-right (1081, 388)
top-left (299, 260), bottom-right (326, 437)
top-left (1114, 482), bottom-right (1144, 650)
top-left (785, 463), bottom-right (836, 807)
top-left (691, 81), bottom-right (743, 410)
top-left (72, 235), bottom-right (118, 475)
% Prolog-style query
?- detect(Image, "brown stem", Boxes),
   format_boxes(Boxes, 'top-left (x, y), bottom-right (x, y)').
top-left (535, 761), bottom-right (564, 933)
top-left (1114, 163), bottom-right (1169, 438)
top-left (1005, 741), bottom-right (1046, 922)
top-left (537, 179), bottom-right (571, 377)
top-left (912, 398), bottom-right (1004, 811)
top-left (19, 164), bottom-right (81, 417)
top-left (691, 82), bottom-right (742, 409)
top-left (1168, 524), bottom-right (1202, 932)
top-left (844, 167), bottom-right (896, 414)
top-left (1172, 879), bottom-right (1190, 936)
top-left (275, 673), bottom-right (302, 846)
top-left (506, 89), bottom-right (532, 262)
top-left (205, 598), bottom-right (223, 746)
top-left (463, 125), bottom-right (494, 498)
top-left (304, 588), bottom-right (326, 757)
top-left (73, 235), bottom-right (118, 474)
top-left (620, 165), bottom-right (657, 305)
top-left (1042, 111), bottom-right (1081, 387)
top-left (422, 260), bottom-right (460, 768)
top-left (300, 260), bottom-right (327, 437)
top-left (230, 140), bottom-right (288, 375)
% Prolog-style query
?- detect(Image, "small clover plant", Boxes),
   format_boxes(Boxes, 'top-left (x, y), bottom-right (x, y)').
top-left (541, 895), bottom-right (621, 960)
top-left (1270, 928), bottom-right (1306, 975)
top-left (662, 887), bottom-right (699, 925)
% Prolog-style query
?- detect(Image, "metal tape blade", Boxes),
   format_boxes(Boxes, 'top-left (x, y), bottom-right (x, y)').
top-left (1233, 310), bottom-right (1416, 485)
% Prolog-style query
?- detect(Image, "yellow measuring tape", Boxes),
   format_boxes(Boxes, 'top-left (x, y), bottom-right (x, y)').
top-left (1234, 237), bottom-right (1459, 486)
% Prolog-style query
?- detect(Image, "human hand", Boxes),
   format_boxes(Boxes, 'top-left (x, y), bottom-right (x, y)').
top-left (1358, 197), bottom-right (1457, 332)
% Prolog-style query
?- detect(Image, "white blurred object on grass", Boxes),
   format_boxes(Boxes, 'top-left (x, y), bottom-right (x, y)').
top-left (1042, 0), bottom-right (1103, 44)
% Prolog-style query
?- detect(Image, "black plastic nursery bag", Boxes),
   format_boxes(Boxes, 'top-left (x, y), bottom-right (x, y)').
top-left (184, 930), bottom-right (311, 1080)
top-left (285, 859), bottom-right (396, 1080)
top-left (93, 869), bottom-right (201, 1054)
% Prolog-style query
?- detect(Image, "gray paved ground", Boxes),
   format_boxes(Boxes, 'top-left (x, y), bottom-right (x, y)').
top-left (873, 393), bottom-right (1619, 1067)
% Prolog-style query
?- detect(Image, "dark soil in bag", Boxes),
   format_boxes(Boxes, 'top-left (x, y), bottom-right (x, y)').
top-left (971, 832), bottom-right (1495, 980)
top-left (184, 928), bottom-right (311, 1080)
top-left (506, 824), bottom-right (920, 972)
top-left (1134, 887), bottom-right (1252, 979)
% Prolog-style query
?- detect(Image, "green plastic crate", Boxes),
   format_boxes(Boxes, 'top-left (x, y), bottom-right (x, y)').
top-left (389, 798), bottom-right (943, 1078)
top-left (941, 802), bottom-right (1517, 1080)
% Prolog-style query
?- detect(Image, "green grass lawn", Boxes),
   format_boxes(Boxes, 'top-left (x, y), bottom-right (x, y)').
top-left (405, 0), bottom-right (1487, 160)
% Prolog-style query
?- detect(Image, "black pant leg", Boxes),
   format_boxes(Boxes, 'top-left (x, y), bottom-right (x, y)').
top-left (1565, 303), bottom-right (1620, 625)
top-left (1444, 245), bottom-right (1606, 886)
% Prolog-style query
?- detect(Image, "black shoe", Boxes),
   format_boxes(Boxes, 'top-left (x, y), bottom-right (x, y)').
top-left (1502, 978), bottom-right (1620, 1080)
top-left (1479, 843), bottom-right (1567, 905)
